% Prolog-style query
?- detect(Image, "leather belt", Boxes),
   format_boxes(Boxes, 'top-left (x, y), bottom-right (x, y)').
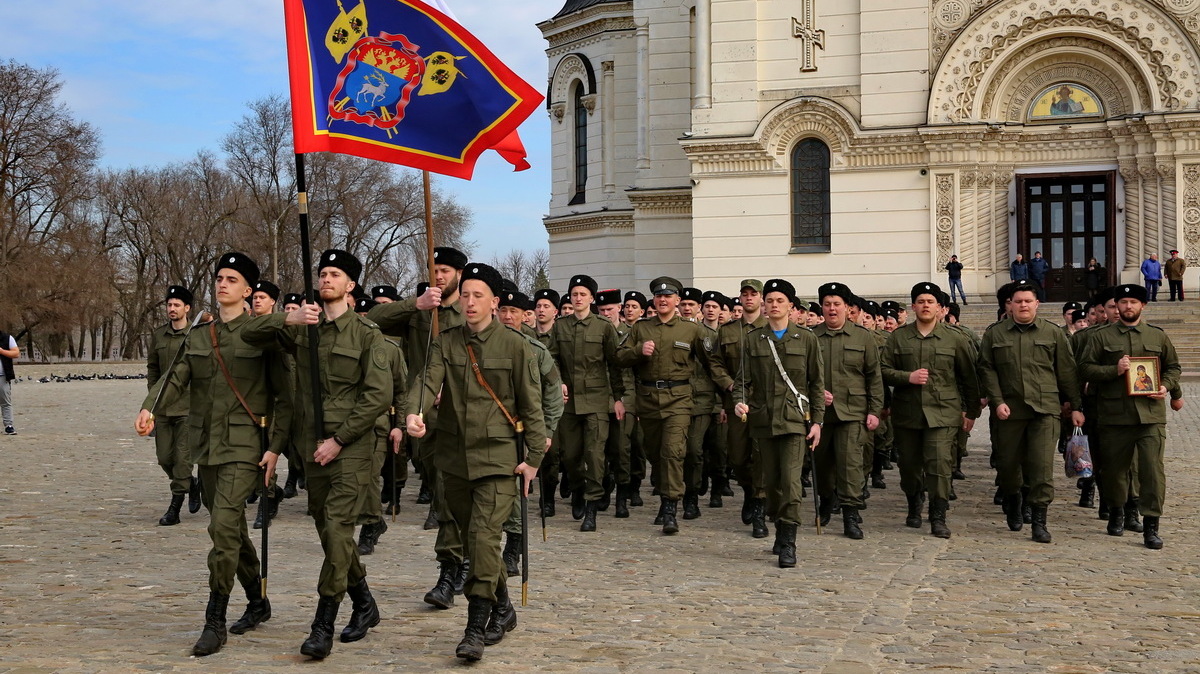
top-left (640, 379), bottom-right (689, 389)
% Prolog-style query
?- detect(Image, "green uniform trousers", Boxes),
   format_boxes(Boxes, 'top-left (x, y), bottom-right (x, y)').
top-left (559, 411), bottom-right (609, 502)
top-left (817, 421), bottom-right (867, 509)
top-left (426, 421), bottom-right (465, 565)
top-left (704, 414), bottom-right (728, 484)
top-left (198, 462), bottom-right (260, 595)
top-left (1097, 424), bottom-right (1166, 516)
top-left (641, 414), bottom-right (690, 500)
top-left (306, 455), bottom-right (372, 601)
top-left (760, 433), bottom-right (806, 525)
top-left (685, 413), bottom-right (711, 493)
top-left (443, 472), bottom-right (518, 603)
top-left (606, 413), bottom-right (635, 485)
top-left (727, 417), bottom-right (764, 497)
top-left (155, 415), bottom-right (192, 496)
top-left (894, 425), bottom-right (957, 502)
top-left (993, 415), bottom-right (1058, 507)
top-left (360, 436), bottom-right (386, 524)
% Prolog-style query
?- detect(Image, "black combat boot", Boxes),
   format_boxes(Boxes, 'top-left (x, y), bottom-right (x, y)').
top-left (682, 492), bottom-right (701, 520)
top-left (905, 493), bottom-right (924, 528)
top-left (453, 558), bottom-right (470, 595)
top-left (1106, 506), bottom-right (1124, 536)
top-left (778, 521), bottom-right (797, 568)
top-left (661, 499), bottom-right (679, 535)
top-left (385, 500), bottom-right (400, 517)
top-left (614, 485), bottom-right (630, 518)
top-left (772, 521), bottom-right (783, 555)
top-left (629, 478), bottom-right (644, 507)
top-left (993, 486), bottom-right (1004, 506)
top-left (654, 499), bottom-right (666, 525)
top-left (842, 507), bottom-right (863, 540)
top-left (283, 470), bottom-right (299, 499)
top-left (339, 579), bottom-right (380, 642)
top-left (188, 475), bottom-right (202, 514)
top-left (483, 583), bottom-right (517, 646)
top-left (159, 494), bottom-right (184, 526)
top-left (740, 484), bottom-right (755, 525)
top-left (423, 561), bottom-right (458, 609)
top-left (502, 532), bottom-right (521, 577)
top-left (929, 498), bottom-right (951, 539)
top-left (598, 474), bottom-right (614, 511)
top-left (1030, 506), bottom-right (1051, 544)
top-left (571, 490), bottom-right (585, 521)
top-left (229, 579), bottom-right (271, 634)
top-left (1123, 499), bottom-right (1144, 533)
top-left (708, 477), bottom-right (724, 508)
top-left (1143, 516), bottom-right (1163, 549)
top-left (456, 597), bottom-right (491, 661)
top-left (416, 480), bottom-right (432, 504)
top-left (254, 491), bottom-right (282, 530)
top-left (423, 505), bottom-right (439, 531)
top-left (356, 519), bottom-right (388, 556)
top-left (192, 591), bottom-right (229, 656)
top-left (801, 464), bottom-right (812, 488)
top-left (817, 495), bottom-right (833, 527)
top-left (952, 455), bottom-right (966, 481)
top-left (1002, 493), bottom-right (1023, 532)
top-left (1020, 488), bottom-right (1032, 524)
top-left (750, 499), bottom-right (769, 539)
top-left (580, 501), bottom-right (598, 532)
top-left (299, 596), bottom-right (340, 659)
top-left (560, 480), bottom-right (571, 499)
top-left (541, 476), bottom-right (557, 517)
top-left (871, 472), bottom-right (886, 489)
top-left (1077, 478), bottom-right (1096, 508)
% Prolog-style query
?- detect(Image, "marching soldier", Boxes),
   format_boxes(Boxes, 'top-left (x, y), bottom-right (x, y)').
top-left (595, 288), bottom-right (625, 511)
top-left (531, 288), bottom-right (562, 514)
top-left (548, 274), bottom-right (624, 532)
top-left (251, 281), bottom-right (279, 317)
top-left (732, 279), bottom-right (823, 567)
top-left (979, 280), bottom-right (1083, 543)
top-left (146, 285), bottom-right (201, 526)
top-left (405, 262), bottom-right (546, 662)
top-left (881, 283), bottom-right (981, 539)
top-left (700, 290), bottom-right (730, 507)
top-left (619, 290), bottom-right (649, 509)
top-left (1077, 284), bottom-right (1182, 548)
top-left (812, 282), bottom-right (883, 539)
top-left (681, 289), bottom-right (720, 519)
top-left (134, 253), bottom-right (290, 657)
top-left (615, 276), bottom-right (716, 535)
top-left (243, 249), bottom-right (391, 658)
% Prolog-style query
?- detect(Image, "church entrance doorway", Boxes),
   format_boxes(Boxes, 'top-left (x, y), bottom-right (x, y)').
top-left (1017, 172), bottom-right (1116, 303)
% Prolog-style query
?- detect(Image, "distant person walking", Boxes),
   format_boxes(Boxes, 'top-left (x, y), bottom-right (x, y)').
top-left (0, 328), bottom-right (17, 435)
top-left (1010, 254), bottom-right (1029, 282)
top-left (1165, 250), bottom-right (1187, 302)
top-left (1028, 252), bottom-right (1049, 301)
top-left (945, 255), bottom-right (967, 305)
top-left (1141, 253), bottom-right (1163, 302)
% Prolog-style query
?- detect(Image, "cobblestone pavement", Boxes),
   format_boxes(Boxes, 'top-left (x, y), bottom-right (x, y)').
top-left (2, 380), bottom-right (1199, 673)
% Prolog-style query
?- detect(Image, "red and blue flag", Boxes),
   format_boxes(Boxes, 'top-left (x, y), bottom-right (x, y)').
top-left (283, 0), bottom-right (543, 178)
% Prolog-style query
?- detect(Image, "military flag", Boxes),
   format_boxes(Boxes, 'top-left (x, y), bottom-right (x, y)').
top-left (283, 0), bottom-right (543, 179)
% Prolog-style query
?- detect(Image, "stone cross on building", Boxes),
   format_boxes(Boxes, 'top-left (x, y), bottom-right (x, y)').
top-left (792, 0), bottom-right (825, 73)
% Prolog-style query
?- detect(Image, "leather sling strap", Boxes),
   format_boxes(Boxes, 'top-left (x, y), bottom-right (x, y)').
top-left (210, 322), bottom-right (263, 425)
top-left (465, 343), bottom-right (524, 433)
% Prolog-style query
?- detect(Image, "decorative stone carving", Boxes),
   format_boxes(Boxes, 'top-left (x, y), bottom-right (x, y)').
top-left (934, 174), bottom-right (957, 268)
top-left (548, 53), bottom-right (595, 112)
top-left (1181, 163), bottom-right (1200, 265)
top-left (984, 42), bottom-right (1150, 120)
top-left (934, 0), bottom-right (972, 31)
top-left (580, 93), bottom-right (597, 115)
top-left (791, 0), bottom-right (826, 73)
top-left (550, 102), bottom-right (566, 123)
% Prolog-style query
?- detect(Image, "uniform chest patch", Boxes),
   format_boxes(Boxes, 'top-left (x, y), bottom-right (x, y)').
top-left (674, 341), bottom-right (691, 350)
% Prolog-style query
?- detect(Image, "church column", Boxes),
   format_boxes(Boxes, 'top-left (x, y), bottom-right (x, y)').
top-left (933, 172), bottom-right (957, 272)
top-left (603, 61), bottom-right (615, 194)
top-left (993, 170), bottom-right (1013, 271)
top-left (1120, 162), bottom-right (1141, 270)
top-left (693, 0), bottom-right (711, 109)
top-left (1160, 161), bottom-right (1177, 251)
top-left (1181, 164), bottom-right (1200, 268)
top-left (636, 18), bottom-right (650, 171)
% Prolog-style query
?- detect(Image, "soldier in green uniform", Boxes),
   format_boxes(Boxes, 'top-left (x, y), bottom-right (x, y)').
top-left (620, 290), bottom-right (649, 508)
top-left (979, 280), bottom-right (1083, 543)
top-left (881, 283), bottom-right (982, 539)
top-left (405, 262), bottom-right (546, 662)
top-left (812, 282), bottom-right (883, 539)
top-left (700, 290), bottom-right (730, 508)
top-left (367, 247), bottom-right (470, 606)
top-left (548, 274), bottom-right (624, 532)
top-left (680, 287), bottom-right (720, 520)
top-left (531, 288), bottom-right (562, 515)
top-left (243, 249), bottom-right (391, 658)
top-left (1077, 284), bottom-right (1182, 549)
top-left (942, 297), bottom-right (980, 500)
top-left (732, 279), bottom-right (823, 567)
top-left (595, 287), bottom-right (625, 512)
top-left (709, 280), bottom-right (770, 538)
top-left (615, 276), bottom-right (715, 535)
top-left (134, 253), bottom-right (290, 657)
top-left (280, 292), bottom-right (308, 500)
top-left (370, 284), bottom-right (407, 516)
top-left (146, 285), bottom-right (201, 526)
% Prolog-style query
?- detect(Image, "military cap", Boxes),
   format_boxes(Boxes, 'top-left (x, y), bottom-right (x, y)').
top-left (947, 303), bottom-right (961, 321)
top-left (253, 280), bottom-right (280, 300)
top-left (1114, 284), bottom-right (1149, 303)
top-left (817, 282), bottom-right (854, 304)
top-left (881, 300), bottom-right (901, 312)
top-left (534, 288), bottom-right (561, 306)
top-left (1061, 301), bottom-right (1082, 314)
top-left (807, 301), bottom-right (821, 314)
top-left (739, 278), bottom-right (764, 294)
top-left (763, 278), bottom-right (795, 301)
top-left (1170, 249), bottom-right (1180, 254)
top-left (650, 276), bottom-right (682, 296)
top-left (679, 287), bottom-right (702, 303)
top-left (166, 285), bottom-right (193, 305)
top-left (731, 297), bottom-right (742, 307)
top-left (350, 284), bottom-right (368, 302)
top-left (864, 300), bottom-right (881, 317)
top-left (214, 252), bottom-right (260, 287)
top-left (624, 290), bottom-right (649, 309)
top-left (460, 262), bottom-right (504, 296)
top-left (319, 249), bottom-right (362, 284)
top-left (1094, 286), bottom-right (1115, 305)
top-left (283, 292), bottom-right (303, 306)
top-left (568, 274), bottom-right (599, 296)
top-left (498, 279), bottom-right (528, 309)
top-left (883, 309), bottom-right (899, 320)
top-left (371, 284), bottom-right (399, 301)
top-left (596, 288), bottom-right (622, 306)
top-left (1006, 280), bottom-right (1038, 301)
top-left (701, 290), bottom-right (725, 307)
top-left (433, 246), bottom-right (468, 270)
top-left (938, 291), bottom-right (952, 307)
top-left (355, 297), bottom-right (377, 313)
top-left (1070, 309), bottom-right (1087, 323)
top-left (910, 282), bottom-right (943, 304)
top-left (558, 293), bottom-right (573, 309)
top-left (499, 278), bottom-right (520, 296)
top-left (416, 281), bottom-right (430, 297)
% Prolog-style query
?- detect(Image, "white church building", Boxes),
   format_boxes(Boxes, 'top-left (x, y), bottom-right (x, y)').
top-left (538, 0), bottom-right (1200, 301)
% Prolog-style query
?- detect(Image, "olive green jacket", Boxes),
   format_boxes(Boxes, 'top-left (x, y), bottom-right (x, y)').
top-left (408, 320), bottom-right (547, 480)
top-left (881, 321), bottom-right (982, 429)
top-left (733, 321), bottom-right (825, 438)
top-left (1077, 320), bottom-right (1181, 425)
top-left (813, 322), bottom-right (884, 423)
top-left (548, 312), bottom-right (624, 416)
top-left (710, 314), bottom-right (768, 395)
top-left (375, 338), bottom-right (409, 438)
top-left (689, 320), bottom-right (721, 415)
top-left (614, 314), bottom-right (715, 419)
top-left (979, 317), bottom-right (1082, 418)
top-left (146, 322), bottom-right (191, 419)
top-left (367, 297), bottom-right (464, 387)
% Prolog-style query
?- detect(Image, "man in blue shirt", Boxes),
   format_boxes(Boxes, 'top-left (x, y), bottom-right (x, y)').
top-left (1141, 253), bottom-right (1163, 301)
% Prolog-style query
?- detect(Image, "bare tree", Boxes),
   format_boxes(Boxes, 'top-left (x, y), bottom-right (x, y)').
top-left (490, 247), bottom-right (549, 294)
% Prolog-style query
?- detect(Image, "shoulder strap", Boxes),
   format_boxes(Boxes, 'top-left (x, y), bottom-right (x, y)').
top-left (210, 322), bottom-right (263, 425)
top-left (765, 335), bottom-right (810, 421)
top-left (465, 343), bottom-right (524, 433)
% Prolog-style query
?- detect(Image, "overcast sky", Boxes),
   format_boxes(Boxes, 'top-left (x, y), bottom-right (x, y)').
top-left (0, 0), bottom-right (560, 258)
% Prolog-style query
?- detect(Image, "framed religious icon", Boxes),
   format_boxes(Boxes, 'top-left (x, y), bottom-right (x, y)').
top-left (1028, 83), bottom-right (1104, 122)
top-left (1126, 356), bottom-right (1161, 396)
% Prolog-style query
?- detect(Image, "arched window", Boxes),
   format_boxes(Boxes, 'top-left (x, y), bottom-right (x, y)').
top-left (790, 138), bottom-right (831, 252)
top-left (570, 82), bottom-right (587, 205)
